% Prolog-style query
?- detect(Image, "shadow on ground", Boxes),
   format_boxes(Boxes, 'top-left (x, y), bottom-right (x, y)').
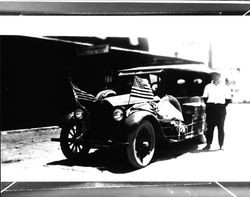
top-left (47, 141), bottom-right (201, 174)
top-left (47, 148), bottom-right (134, 173)
top-left (190, 148), bottom-right (221, 153)
top-left (153, 141), bottom-right (199, 162)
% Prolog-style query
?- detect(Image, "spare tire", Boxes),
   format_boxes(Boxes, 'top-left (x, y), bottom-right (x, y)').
top-left (168, 95), bottom-right (182, 113)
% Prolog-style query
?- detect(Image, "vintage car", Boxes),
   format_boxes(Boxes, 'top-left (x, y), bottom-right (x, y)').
top-left (52, 65), bottom-right (212, 168)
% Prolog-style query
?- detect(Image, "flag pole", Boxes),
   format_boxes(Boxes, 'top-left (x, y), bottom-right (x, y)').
top-left (128, 75), bottom-right (135, 105)
top-left (128, 89), bottom-right (131, 105)
top-left (128, 73), bottom-right (138, 105)
top-left (68, 77), bottom-right (78, 105)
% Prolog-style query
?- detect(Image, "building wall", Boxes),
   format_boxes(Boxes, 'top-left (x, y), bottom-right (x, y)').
top-left (1, 36), bottom-right (149, 130)
top-left (1, 36), bottom-right (77, 130)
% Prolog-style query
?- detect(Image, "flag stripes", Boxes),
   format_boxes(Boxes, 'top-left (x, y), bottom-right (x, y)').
top-left (130, 76), bottom-right (154, 101)
top-left (131, 87), bottom-right (154, 99)
top-left (70, 82), bottom-right (96, 102)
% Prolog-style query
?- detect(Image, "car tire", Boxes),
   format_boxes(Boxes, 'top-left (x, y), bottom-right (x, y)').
top-left (168, 95), bottom-right (182, 113)
top-left (126, 119), bottom-right (155, 168)
top-left (60, 120), bottom-right (90, 161)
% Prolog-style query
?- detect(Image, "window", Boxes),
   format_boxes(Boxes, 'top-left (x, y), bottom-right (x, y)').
top-left (193, 78), bottom-right (202, 84)
top-left (177, 79), bottom-right (185, 85)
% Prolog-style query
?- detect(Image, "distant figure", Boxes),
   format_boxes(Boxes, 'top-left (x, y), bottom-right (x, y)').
top-left (202, 72), bottom-right (231, 150)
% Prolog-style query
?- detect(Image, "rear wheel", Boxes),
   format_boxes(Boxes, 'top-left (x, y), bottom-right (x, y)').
top-left (60, 120), bottom-right (90, 161)
top-left (126, 120), bottom-right (155, 168)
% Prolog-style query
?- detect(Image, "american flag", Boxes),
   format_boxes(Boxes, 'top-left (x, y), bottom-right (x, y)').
top-left (130, 76), bottom-right (154, 101)
top-left (70, 81), bottom-right (96, 102)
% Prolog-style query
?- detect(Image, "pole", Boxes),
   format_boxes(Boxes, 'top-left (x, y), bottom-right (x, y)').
top-left (208, 43), bottom-right (213, 69)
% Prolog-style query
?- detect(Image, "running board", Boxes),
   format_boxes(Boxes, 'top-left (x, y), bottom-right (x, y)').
top-left (51, 138), bottom-right (128, 147)
top-left (51, 138), bottom-right (60, 142)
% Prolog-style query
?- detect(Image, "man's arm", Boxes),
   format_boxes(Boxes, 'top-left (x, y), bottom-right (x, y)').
top-left (225, 85), bottom-right (232, 107)
top-left (202, 84), bottom-right (209, 104)
top-left (203, 97), bottom-right (208, 104)
top-left (225, 98), bottom-right (231, 107)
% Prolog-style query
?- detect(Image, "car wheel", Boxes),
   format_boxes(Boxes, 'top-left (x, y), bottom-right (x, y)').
top-left (126, 120), bottom-right (155, 168)
top-left (60, 121), bottom-right (90, 161)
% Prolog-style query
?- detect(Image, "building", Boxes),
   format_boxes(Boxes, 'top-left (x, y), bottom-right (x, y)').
top-left (1, 35), bottom-right (201, 130)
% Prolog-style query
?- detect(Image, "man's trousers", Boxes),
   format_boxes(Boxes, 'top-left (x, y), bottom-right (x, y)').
top-left (205, 103), bottom-right (226, 147)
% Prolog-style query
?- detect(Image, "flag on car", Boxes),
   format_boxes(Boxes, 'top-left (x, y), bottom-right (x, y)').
top-left (129, 76), bottom-right (154, 101)
top-left (70, 81), bottom-right (96, 102)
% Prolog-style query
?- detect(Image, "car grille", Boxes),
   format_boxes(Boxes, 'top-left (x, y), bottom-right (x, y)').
top-left (87, 101), bottom-right (119, 140)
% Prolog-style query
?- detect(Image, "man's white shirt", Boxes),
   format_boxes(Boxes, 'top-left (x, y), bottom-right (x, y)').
top-left (203, 82), bottom-right (231, 104)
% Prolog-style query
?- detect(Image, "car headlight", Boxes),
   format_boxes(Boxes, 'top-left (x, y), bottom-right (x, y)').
top-left (113, 108), bottom-right (124, 121)
top-left (75, 109), bottom-right (83, 119)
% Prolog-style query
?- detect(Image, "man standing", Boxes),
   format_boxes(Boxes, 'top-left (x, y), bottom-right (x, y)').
top-left (202, 72), bottom-right (231, 150)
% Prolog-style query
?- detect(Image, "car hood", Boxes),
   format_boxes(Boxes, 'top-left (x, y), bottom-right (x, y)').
top-left (104, 94), bottom-right (153, 107)
top-left (104, 94), bottom-right (183, 121)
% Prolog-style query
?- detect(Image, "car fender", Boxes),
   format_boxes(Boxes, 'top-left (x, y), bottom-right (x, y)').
top-left (124, 110), bottom-right (162, 139)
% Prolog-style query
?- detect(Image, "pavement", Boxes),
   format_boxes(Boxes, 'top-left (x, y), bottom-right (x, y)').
top-left (1, 181), bottom-right (250, 197)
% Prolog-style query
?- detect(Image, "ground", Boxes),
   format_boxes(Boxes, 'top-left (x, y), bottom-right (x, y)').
top-left (1, 104), bottom-right (250, 182)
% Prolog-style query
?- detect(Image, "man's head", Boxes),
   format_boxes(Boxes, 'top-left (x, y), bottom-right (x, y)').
top-left (211, 72), bottom-right (221, 85)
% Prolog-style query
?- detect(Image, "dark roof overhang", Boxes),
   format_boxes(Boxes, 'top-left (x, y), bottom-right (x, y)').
top-left (42, 36), bottom-right (203, 68)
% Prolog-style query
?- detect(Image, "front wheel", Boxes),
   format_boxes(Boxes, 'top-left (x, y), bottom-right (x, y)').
top-left (126, 120), bottom-right (155, 168)
top-left (60, 120), bottom-right (90, 161)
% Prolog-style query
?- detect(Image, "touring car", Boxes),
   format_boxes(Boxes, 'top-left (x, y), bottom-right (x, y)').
top-left (52, 65), bottom-right (212, 168)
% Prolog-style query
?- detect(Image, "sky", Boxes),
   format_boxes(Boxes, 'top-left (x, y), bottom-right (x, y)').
top-left (1, 16), bottom-right (250, 99)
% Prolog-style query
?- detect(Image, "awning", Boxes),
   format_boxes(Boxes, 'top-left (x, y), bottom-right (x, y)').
top-left (119, 64), bottom-right (214, 75)
top-left (42, 36), bottom-right (204, 67)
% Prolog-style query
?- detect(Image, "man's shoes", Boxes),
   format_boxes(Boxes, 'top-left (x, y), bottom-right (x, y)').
top-left (202, 144), bottom-right (211, 150)
top-left (220, 146), bottom-right (224, 150)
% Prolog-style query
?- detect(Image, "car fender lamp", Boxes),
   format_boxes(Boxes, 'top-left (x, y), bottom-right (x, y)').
top-left (113, 108), bottom-right (125, 121)
top-left (75, 109), bottom-right (83, 119)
